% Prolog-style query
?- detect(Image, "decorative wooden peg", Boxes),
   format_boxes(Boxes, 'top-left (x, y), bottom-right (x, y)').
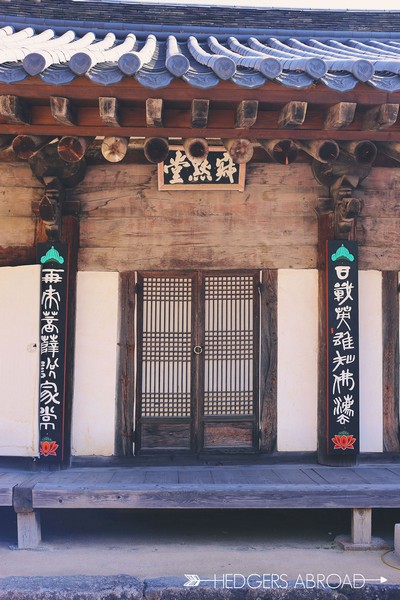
top-left (143, 137), bottom-right (169, 163)
top-left (101, 136), bottom-right (129, 163)
top-left (258, 139), bottom-right (298, 165)
top-left (99, 97), bottom-right (121, 127)
top-left (324, 102), bottom-right (356, 129)
top-left (0, 95), bottom-right (30, 124)
top-left (235, 100), bottom-right (259, 129)
top-left (182, 138), bottom-right (209, 163)
top-left (146, 98), bottom-right (163, 128)
top-left (297, 139), bottom-right (339, 163)
top-left (222, 138), bottom-right (253, 164)
top-left (50, 96), bottom-right (77, 126)
top-left (278, 101), bottom-right (307, 129)
top-left (339, 140), bottom-right (377, 165)
top-left (58, 136), bottom-right (95, 163)
top-left (191, 99), bottom-right (209, 128)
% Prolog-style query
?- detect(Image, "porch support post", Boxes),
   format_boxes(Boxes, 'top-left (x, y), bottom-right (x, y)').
top-left (351, 508), bottom-right (372, 545)
top-left (17, 512), bottom-right (41, 549)
top-left (316, 199), bottom-right (336, 465)
top-left (260, 269), bottom-right (278, 452)
top-left (115, 272), bottom-right (136, 456)
top-left (382, 272), bottom-right (400, 452)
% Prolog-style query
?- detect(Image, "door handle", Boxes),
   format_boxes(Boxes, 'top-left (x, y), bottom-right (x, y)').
top-left (193, 345), bottom-right (203, 355)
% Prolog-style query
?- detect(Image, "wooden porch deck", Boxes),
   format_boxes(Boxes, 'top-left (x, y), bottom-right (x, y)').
top-left (4, 463), bottom-right (400, 549)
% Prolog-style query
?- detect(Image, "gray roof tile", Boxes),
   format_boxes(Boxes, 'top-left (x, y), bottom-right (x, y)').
top-left (1, 2), bottom-right (400, 91)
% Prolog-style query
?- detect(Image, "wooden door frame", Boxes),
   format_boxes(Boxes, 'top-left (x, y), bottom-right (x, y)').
top-left (115, 268), bottom-right (277, 457)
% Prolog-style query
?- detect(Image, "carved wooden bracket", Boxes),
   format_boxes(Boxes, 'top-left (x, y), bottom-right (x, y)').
top-left (37, 178), bottom-right (64, 242)
top-left (312, 157), bottom-right (369, 240)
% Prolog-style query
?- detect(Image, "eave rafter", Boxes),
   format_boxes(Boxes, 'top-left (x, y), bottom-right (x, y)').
top-left (0, 80), bottom-right (399, 167)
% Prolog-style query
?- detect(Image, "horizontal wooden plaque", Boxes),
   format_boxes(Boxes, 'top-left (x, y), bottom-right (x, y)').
top-left (158, 146), bottom-right (245, 191)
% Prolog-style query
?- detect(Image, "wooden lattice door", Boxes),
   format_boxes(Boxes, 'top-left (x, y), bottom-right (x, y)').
top-left (136, 271), bottom-right (259, 453)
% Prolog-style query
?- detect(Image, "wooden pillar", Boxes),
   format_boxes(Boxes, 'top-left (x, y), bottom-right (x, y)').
top-left (382, 272), bottom-right (400, 452)
top-left (259, 269), bottom-right (278, 452)
top-left (316, 201), bottom-right (335, 465)
top-left (61, 215), bottom-right (79, 466)
top-left (115, 272), bottom-right (136, 456)
top-left (351, 508), bottom-right (372, 545)
top-left (17, 512), bottom-right (41, 549)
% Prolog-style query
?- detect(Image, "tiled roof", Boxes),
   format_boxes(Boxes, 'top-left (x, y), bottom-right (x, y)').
top-left (1, 1), bottom-right (400, 91)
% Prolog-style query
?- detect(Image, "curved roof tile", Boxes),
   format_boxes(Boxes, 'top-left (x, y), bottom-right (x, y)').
top-left (1, 3), bottom-right (400, 91)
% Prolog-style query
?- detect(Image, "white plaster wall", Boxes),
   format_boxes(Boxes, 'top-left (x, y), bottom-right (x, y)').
top-left (71, 272), bottom-right (119, 456)
top-left (359, 271), bottom-right (383, 452)
top-left (277, 269), bottom-right (318, 451)
top-left (0, 265), bottom-right (40, 456)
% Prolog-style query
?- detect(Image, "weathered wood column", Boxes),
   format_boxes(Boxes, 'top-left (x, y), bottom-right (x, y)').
top-left (382, 272), bottom-right (400, 453)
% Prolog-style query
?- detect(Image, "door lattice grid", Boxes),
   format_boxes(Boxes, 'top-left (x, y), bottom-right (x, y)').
top-left (141, 277), bottom-right (192, 417)
top-left (203, 275), bottom-right (255, 416)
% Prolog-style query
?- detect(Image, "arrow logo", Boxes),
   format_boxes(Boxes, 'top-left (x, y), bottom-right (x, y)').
top-left (184, 575), bottom-right (201, 587)
top-left (364, 577), bottom-right (388, 584)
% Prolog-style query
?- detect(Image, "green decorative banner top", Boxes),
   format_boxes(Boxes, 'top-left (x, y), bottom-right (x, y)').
top-left (40, 245), bottom-right (65, 265)
top-left (331, 244), bottom-right (355, 263)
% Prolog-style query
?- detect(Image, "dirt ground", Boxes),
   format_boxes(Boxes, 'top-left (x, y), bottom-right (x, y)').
top-left (0, 507), bottom-right (399, 588)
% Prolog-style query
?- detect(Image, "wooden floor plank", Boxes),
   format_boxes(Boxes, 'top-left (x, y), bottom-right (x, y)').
top-left (245, 468), bottom-right (281, 484)
top-left (178, 469), bottom-right (214, 484)
top-left (274, 468), bottom-right (319, 485)
top-left (109, 469), bottom-right (147, 484)
top-left (311, 467), bottom-right (368, 485)
top-left (356, 467), bottom-right (400, 484)
top-left (144, 470), bottom-right (179, 484)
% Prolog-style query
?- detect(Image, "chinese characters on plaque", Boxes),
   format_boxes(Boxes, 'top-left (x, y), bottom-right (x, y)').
top-left (37, 243), bottom-right (69, 463)
top-left (158, 147), bottom-right (245, 191)
top-left (327, 241), bottom-right (359, 455)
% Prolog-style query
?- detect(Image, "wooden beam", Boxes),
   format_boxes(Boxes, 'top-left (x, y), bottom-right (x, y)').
top-left (324, 102), bottom-right (357, 129)
top-left (297, 139), bottom-right (339, 162)
top-left (259, 269), bottom-right (277, 452)
top-left (182, 138), bottom-right (208, 163)
top-left (278, 101), bottom-right (307, 129)
top-left (191, 99), bottom-right (209, 128)
top-left (12, 135), bottom-right (54, 160)
top-left (235, 100), bottom-right (259, 129)
top-left (0, 246), bottom-right (35, 267)
top-left (115, 272), bottom-right (136, 456)
top-left (363, 104), bottom-right (399, 131)
top-left (222, 138), bottom-right (253, 163)
top-left (101, 136), bottom-right (129, 163)
top-left (143, 137), bottom-right (169, 164)
top-left (146, 98), bottom-right (163, 128)
top-left (0, 95), bottom-right (30, 125)
top-left (382, 272), bottom-right (400, 452)
top-left (58, 136), bottom-right (94, 163)
top-left (50, 96), bottom-right (77, 126)
top-left (99, 97), bottom-right (120, 127)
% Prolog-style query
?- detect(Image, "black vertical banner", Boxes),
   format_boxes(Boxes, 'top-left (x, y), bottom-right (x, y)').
top-left (37, 243), bottom-right (69, 463)
top-left (327, 240), bottom-right (359, 455)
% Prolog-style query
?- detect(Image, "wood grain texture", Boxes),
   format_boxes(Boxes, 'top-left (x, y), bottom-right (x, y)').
top-left (259, 270), bottom-right (278, 452)
top-left (61, 215), bottom-right (80, 465)
top-left (115, 272), bottom-right (136, 457)
top-left (382, 272), bottom-right (400, 452)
